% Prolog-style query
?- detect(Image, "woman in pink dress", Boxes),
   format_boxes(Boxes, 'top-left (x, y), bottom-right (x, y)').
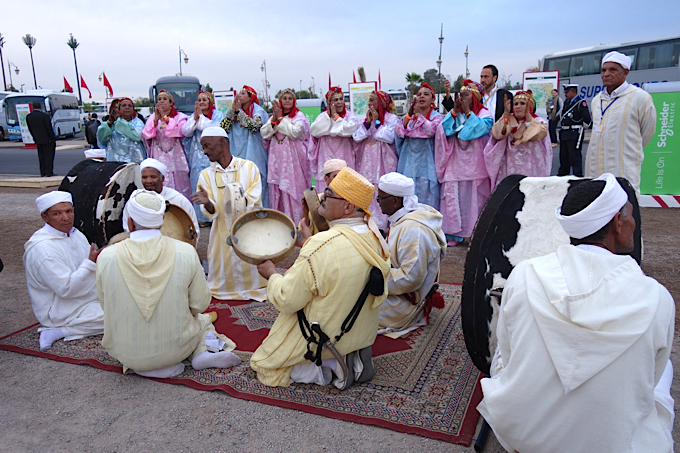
top-left (483, 91), bottom-right (552, 190)
top-left (353, 90), bottom-right (399, 229)
top-left (308, 86), bottom-right (359, 193)
top-left (142, 90), bottom-right (191, 199)
top-left (261, 88), bottom-right (311, 222)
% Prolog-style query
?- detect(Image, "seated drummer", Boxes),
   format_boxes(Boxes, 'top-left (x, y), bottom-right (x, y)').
top-left (376, 173), bottom-right (446, 338)
top-left (477, 174), bottom-right (675, 452)
top-left (252, 168), bottom-right (391, 389)
top-left (96, 190), bottom-right (240, 378)
top-left (123, 158), bottom-right (199, 241)
top-left (23, 191), bottom-right (105, 351)
top-left (300, 158), bottom-right (347, 234)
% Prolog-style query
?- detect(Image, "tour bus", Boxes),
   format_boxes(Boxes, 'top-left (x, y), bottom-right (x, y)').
top-left (3, 90), bottom-right (81, 139)
top-left (542, 36), bottom-right (680, 103)
top-left (0, 91), bottom-right (13, 140)
top-left (149, 75), bottom-right (203, 115)
top-left (386, 90), bottom-right (410, 116)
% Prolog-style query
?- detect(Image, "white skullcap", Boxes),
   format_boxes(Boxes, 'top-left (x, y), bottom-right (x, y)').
top-left (123, 189), bottom-right (166, 229)
top-left (323, 159), bottom-right (347, 175)
top-left (378, 172), bottom-right (419, 211)
top-left (140, 158), bottom-right (167, 177)
top-left (555, 173), bottom-right (628, 239)
top-left (201, 126), bottom-right (228, 138)
top-left (36, 191), bottom-right (72, 214)
top-left (84, 149), bottom-right (106, 159)
top-left (602, 51), bottom-right (632, 70)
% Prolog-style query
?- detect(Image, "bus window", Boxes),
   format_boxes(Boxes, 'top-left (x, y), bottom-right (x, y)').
top-left (616, 47), bottom-right (638, 70)
top-left (638, 41), bottom-right (680, 69)
top-left (570, 52), bottom-right (601, 76)
top-left (545, 57), bottom-right (570, 78)
top-left (390, 93), bottom-right (407, 100)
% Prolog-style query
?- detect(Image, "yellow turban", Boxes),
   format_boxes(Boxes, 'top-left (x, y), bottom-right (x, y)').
top-left (329, 167), bottom-right (374, 213)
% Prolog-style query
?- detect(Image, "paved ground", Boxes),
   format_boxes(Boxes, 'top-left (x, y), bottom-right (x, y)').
top-left (0, 182), bottom-right (678, 452)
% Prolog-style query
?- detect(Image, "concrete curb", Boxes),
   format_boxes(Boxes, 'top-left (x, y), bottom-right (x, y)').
top-left (0, 175), bottom-right (63, 188)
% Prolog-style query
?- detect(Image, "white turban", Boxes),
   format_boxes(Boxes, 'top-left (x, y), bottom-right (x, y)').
top-left (84, 149), bottom-right (106, 159)
top-left (323, 159), bottom-right (347, 175)
top-left (36, 191), bottom-right (72, 214)
top-left (140, 158), bottom-right (167, 177)
top-left (378, 172), bottom-right (420, 211)
top-left (602, 51), bottom-right (632, 70)
top-left (201, 126), bottom-right (228, 138)
top-left (555, 173), bottom-right (628, 239)
top-left (123, 189), bottom-right (166, 230)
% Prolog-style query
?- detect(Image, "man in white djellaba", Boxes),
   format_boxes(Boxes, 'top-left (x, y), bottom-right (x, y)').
top-left (23, 191), bottom-right (105, 351)
top-left (477, 174), bottom-right (674, 452)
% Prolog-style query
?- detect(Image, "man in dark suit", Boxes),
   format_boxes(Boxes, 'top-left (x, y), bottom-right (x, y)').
top-left (26, 101), bottom-right (57, 177)
top-left (443, 64), bottom-right (513, 121)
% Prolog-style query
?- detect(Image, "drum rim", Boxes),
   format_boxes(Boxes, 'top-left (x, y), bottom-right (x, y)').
top-left (303, 187), bottom-right (329, 232)
top-left (99, 162), bottom-right (140, 245)
top-left (162, 204), bottom-right (198, 248)
top-left (229, 208), bottom-right (297, 265)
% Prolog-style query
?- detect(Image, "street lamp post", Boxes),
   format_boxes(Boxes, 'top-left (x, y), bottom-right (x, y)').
top-left (437, 23), bottom-right (444, 109)
top-left (464, 45), bottom-right (470, 79)
top-left (22, 34), bottom-right (37, 89)
top-left (179, 47), bottom-right (189, 76)
top-left (67, 34), bottom-right (83, 105)
top-left (299, 79), bottom-right (303, 97)
top-left (8, 62), bottom-right (19, 90)
top-left (260, 60), bottom-right (269, 106)
top-left (0, 34), bottom-right (6, 90)
top-left (311, 77), bottom-right (315, 98)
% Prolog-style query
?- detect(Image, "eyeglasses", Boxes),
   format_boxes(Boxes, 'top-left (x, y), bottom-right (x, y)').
top-left (376, 194), bottom-right (395, 202)
top-left (323, 188), bottom-right (345, 201)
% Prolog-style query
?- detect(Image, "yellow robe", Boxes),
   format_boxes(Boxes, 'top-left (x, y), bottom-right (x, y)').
top-left (251, 222), bottom-right (390, 387)
top-left (198, 157), bottom-right (267, 300)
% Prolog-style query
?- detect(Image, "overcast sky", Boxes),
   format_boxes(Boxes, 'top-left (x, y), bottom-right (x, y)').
top-left (1, 0), bottom-right (678, 102)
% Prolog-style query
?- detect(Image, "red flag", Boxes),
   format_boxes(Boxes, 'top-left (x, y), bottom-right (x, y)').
top-left (353, 70), bottom-right (357, 83)
top-left (80, 75), bottom-right (92, 99)
top-left (63, 77), bottom-right (73, 93)
top-left (328, 72), bottom-right (331, 90)
top-left (378, 70), bottom-right (381, 90)
top-left (102, 72), bottom-right (113, 97)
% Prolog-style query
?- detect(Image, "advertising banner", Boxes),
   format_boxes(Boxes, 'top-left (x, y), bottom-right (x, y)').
top-left (213, 91), bottom-right (235, 117)
top-left (15, 103), bottom-right (35, 145)
top-left (522, 71), bottom-right (559, 119)
top-left (348, 82), bottom-right (377, 119)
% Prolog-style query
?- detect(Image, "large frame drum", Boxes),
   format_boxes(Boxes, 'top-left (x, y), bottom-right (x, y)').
top-left (462, 175), bottom-right (641, 375)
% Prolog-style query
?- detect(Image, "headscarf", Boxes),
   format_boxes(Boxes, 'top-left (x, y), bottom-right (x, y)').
top-left (602, 51), bottom-right (632, 70)
top-left (415, 83), bottom-right (436, 119)
top-left (460, 79), bottom-right (485, 116)
top-left (325, 86), bottom-right (346, 117)
top-left (118, 97), bottom-right (138, 119)
top-left (378, 172), bottom-right (419, 211)
top-left (36, 191), bottom-right (72, 214)
top-left (278, 88), bottom-right (299, 118)
top-left (158, 90), bottom-right (179, 118)
top-left (241, 85), bottom-right (259, 118)
top-left (197, 90), bottom-right (215, 120)
top-left (140, 158), bottom-right (168, 177)
top-left (372, 90), bottom-right (394, 124)
top-left (555, 173), bottom-right (628, 239)
top-left (511, 90), bottom-right (537, 130)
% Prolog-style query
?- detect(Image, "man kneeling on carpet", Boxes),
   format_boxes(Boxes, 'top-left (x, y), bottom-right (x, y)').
top-left (96, 190), bottom-right (239, 378)
top-left (24, 191), bottom-right (105, 351)
top-left (252, 167), bottom-right (391, 388)
top-left (376, 173), bottom-right (447, 338)
top-left (477, 174), bottom-right (675, 452)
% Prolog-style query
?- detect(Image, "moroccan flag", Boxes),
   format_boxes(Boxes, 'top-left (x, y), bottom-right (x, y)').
top-left (353, 70), bottom-right (357, 83)
top-left (80, 75), bottom-right (92, 99)
top-left (63, 77), bottom-right (73, 93)
top-left (102, 72), bottom-right (113, 96)
top-left (328, 72), bottom-right (331, 90)
top-left (378, 70), bottom-right (381, 90)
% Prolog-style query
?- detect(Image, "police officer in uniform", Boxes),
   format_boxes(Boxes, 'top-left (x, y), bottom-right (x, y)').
top-left (558, 84), bottom-right (591, 177)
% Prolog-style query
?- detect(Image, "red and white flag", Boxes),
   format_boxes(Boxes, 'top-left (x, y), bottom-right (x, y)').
top-left (353, 70), bottom-right (357, 83)
top-left (102, 72), bottom-right (113, 97)
top-left (378, 70), bottom-right (381, 90)
top-left (63, 77), bottom-right (73, 93)
top-left (80, 75), bottom-right (92, 99)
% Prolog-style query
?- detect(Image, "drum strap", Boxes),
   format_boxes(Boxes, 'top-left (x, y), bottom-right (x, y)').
top-left (297, 266), bottom-right (384, 365)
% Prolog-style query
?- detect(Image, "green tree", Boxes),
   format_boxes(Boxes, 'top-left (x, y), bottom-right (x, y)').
top-left (405, 72), bottom-right (424, 97)
top-left (452, 74), bottom-right (465, 92)
top-left (423, 68), bottom-right (447, 95)
top-left (134, 97), bottom-right (151, 107)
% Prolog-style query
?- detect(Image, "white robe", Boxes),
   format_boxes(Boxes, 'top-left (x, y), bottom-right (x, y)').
top-left (478, 244), bottom-right (675, 453)
top-left (586, 83), bottom-right (656, 194)
top-left (23, 224), bottom-right (104, 339)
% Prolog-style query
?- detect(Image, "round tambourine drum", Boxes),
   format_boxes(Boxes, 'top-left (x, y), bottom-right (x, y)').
top-left (161, 204), bottom-right (198, 247)
top-left (59, 160), bottom-right (141, 247)
top-left (303, 186), bottom-right (329, 232)
top-left (462, 175), bottom-right (641, 376)
top-left (227, 209), bottom-right (299, 265)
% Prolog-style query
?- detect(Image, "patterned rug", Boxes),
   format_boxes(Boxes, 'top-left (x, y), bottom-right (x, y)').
top-left (0, 283), bottom-right (482, 446)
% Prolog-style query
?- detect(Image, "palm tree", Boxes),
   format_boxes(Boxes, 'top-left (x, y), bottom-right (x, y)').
top-left (405, 72), bottom-right (424, 98)
top-left (22, 34), bottom-right (37, 89)
top-left (0, 34), bottom-right (7, 90)
top-left (67, 34), bottom-right (83, 105)
top-left (357, 66), bottom-right (366, 83)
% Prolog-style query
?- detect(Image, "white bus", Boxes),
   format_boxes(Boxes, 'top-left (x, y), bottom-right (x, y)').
top-left (542, 36), bottom-right (680, 103)
top-left (3, 90), bottom-right (82, 139)
top-left (386, 90), bottom-right (410, 116)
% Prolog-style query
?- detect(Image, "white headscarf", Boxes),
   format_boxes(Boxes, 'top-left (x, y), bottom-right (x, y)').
top-left (555, 173), bottom-right (628, 239)
top-left (123, 189), bottom-right (166, 229)
top-left (36, 191), bottom-right (72, 213)
top-left (84, 149), bottom-right (106, 159)
top-left (140, 158), bottom-right (168, 177)
top-left (378, 172), bottom-right (419, 211)
top-left (602, 51), bottom-right (632, 70)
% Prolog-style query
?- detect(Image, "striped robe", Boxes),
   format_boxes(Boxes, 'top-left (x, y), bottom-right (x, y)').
top-left (198, 158), bottom-right (267, 300)
top-left (585, 83), bottom-right (656, 195)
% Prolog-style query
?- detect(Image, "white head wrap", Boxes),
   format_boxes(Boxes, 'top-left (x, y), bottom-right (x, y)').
top-left (84, 149), bottom-right (106, 159)
top-left (123, 189), bottom-right (166, 230)
top-left (323, 159), bottom-right (347, 175)
top-left (378, 172), bottom-right (419, 210)
top-left (36, 191), bottom-right (72, 214)
top-left (140, 158), bottom-right (167, 177)
top-left (602, 51), bottom-right (632, 70)
top-left (201, 126), bottom-right (228, 138)
top-left (555, 173), bottom-right (628, 239)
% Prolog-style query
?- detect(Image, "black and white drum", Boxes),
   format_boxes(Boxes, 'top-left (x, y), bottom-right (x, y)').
top-left (462, 175), bottom-right (641, 375)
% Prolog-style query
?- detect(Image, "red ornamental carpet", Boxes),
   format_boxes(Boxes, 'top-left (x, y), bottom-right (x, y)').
top-left (0, 283), bottom-right (482, 446)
